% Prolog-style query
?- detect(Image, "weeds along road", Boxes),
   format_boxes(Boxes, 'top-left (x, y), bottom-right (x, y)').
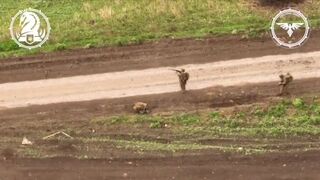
top-left (0, 51), bottom-right (319, 108)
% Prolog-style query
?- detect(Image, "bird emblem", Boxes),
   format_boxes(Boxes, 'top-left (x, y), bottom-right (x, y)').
top-left (276, 23), bottom-right (304, 37)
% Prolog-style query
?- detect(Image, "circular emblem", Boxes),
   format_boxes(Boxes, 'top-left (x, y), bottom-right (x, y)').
top-left (10, 8), bottom-right (51, 50)
top-left (270, 8), bottom-right (310, 49)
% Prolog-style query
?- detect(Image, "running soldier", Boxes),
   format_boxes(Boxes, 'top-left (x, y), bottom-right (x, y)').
top-left (172, 69), bottom-right (189, 93)
top-left (278, 73), bottom-right (293, 96)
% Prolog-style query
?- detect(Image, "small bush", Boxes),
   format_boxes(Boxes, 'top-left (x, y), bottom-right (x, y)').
top-left (209, 111), bottom-right (221, 119)
top-left (150, 121), bottom-right (165, 129)
top-left (292, 98), bottom-right (305, 109)
top-left (267, 103), bottom-right (287, 118)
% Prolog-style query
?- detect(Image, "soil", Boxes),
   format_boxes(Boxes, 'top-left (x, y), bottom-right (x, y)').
top-left (0, 31), bottom-right (320, 84)
top-left (258, 0), bottom-right (306, 7)
top-left (1, 150), bottom-right (320, 180)
top-left (1, 33), bottom-right (320, 179)
top-left (1, 77), bottom-right (320, 126)
top-left (0, 50), bottom-right (319, 108)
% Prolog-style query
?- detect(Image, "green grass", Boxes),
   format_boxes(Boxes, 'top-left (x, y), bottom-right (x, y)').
top-left (77, 136), bottom-right (269, 155)
top-left (2, 137), bottom-right (268, 159)
top-left (92, 97), bottom-right (320, 138)
top-left (113, 139), bottom-right (269, 154)
top-left (0, 0), bottom-right (320, 58)
top-left (4, 97), bottom-right (320, 159)
top-left (180, 98), bottom-right (320, 138)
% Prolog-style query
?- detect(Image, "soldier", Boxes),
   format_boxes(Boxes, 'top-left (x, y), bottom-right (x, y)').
top-left (132, 102), bottom-right (149, 114)
top-left (278, 73), bottom-right (293, 96)
top-left (172, 68), bottom-right (189, 93)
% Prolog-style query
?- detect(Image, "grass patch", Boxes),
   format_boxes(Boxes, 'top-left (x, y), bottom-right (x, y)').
top-left (91, 113), bottom-right (201, 128)
top-left (92, 97), bottom-right (320, 138)
top-left (17, 147), bottom-right (43, 158)
top-left (8, 96), bottom-right (320, 159)
top-left (81, 137), bottom-right (268, 154)
top-left (115, 140), bottom-right (209, 152)
top-left (114, 139), bottom-right (269, 154)
top-left (182, 98), bottom-right (320, 138)
top-left (0, 0), bottom-right (319, 57)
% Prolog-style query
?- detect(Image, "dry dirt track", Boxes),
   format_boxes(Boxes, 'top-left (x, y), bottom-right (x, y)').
top-left (1, 51), bottom-right (320, 108)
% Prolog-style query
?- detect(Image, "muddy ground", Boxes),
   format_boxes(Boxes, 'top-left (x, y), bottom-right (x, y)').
top-left (1, 150), bottom-right (320, 180)
top-left (1, 34), bottom-right (320, 179)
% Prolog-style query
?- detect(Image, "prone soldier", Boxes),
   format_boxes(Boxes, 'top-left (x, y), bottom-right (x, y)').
top-left (278, 73), bottom-right (293, 96)
top-left (171, 68), bottom-right (189, 93)
top-left (132, 102), bottom-right (149, 114)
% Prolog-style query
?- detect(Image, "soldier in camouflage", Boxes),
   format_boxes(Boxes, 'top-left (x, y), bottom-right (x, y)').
top-left (133, 102), bottom-right (149, 114)
top-left (279, 73), bottom-right (293, 96)
top-left (173, 68), bottom-right (189, 93)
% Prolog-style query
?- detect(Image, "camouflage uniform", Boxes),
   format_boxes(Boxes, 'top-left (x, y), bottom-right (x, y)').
top-left (133, 102), bottom-right (149, 114)
top-left (177, 69), bottom-right (189, 92)
top-left (279, 73), bottom-right (293, 96)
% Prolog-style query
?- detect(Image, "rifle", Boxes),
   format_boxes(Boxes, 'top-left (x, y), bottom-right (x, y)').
top-left (169, 69), bottom-right (182, 73)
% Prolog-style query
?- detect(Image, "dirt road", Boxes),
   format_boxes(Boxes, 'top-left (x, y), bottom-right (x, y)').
top-left (1, 51), bottom-right (320, 108)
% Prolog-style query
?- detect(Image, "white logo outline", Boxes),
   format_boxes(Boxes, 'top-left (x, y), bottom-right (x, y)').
top-left (270, 8), bottom-right (310, 49)
top-left (9, 8), bottom-right (51, 50)
top-left (276, 23), bottom-right (304, 37)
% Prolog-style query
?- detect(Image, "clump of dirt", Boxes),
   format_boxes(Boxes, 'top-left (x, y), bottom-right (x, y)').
top-left (1, 148), bottom-right (16, 160)
top-left (258, 0), bottom-right (306, 7)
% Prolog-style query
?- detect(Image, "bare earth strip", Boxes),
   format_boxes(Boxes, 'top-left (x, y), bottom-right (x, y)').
top-left (0, 51), bottom-right (320, 108)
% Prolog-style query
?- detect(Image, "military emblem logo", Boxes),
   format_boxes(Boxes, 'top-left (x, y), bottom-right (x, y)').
top-left (270, 8), bottom-right (310, 49)
top-left (10, 8), bottom-right (51, 49)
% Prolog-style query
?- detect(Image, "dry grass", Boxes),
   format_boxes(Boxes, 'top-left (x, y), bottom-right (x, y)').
top-left (99, 6), bottom-right (114, 19)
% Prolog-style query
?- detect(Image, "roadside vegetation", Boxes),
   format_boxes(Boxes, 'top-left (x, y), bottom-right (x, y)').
top-left (93, 97), bottom-right (320, 138)
top-left (2, 97), bottom-right (320, 159)
top-left (0, 0), bottom-right (319, 57)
